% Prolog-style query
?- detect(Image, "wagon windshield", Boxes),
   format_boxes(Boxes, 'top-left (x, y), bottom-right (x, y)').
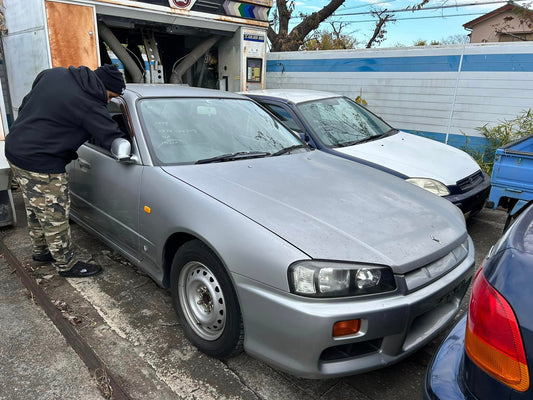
top-left (138, 98), bottom-right (305, 165)
top-left (296, 97), bottom-right (394, 148)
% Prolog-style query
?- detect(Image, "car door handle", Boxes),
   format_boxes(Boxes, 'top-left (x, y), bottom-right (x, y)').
top-left (78, 159), bottom-right (91, 170)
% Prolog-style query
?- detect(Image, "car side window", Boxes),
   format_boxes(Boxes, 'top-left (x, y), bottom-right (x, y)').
top-left (107, 100), bottom-right (133, 139)
top-left (263, 103), bottom-right (303, 133)
top-left (87, 100), bottom-right (132, 149)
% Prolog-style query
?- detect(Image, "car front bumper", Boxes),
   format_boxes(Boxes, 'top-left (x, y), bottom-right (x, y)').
top-left (234, 238), bottom-right (475, 378)
top-left (445, 172), bottom-right (491, 215)
top-left (423, 315), bottom-right (468, 400)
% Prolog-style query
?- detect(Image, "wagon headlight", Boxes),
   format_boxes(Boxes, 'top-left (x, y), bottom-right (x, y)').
top-left (406, 178), bottom-right (450, 196)
top-left (288, 261), bottom-right (396, 298)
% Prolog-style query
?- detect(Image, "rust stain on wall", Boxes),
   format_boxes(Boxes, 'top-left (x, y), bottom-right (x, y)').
top-left (45, 1), bottom-right (98, 69)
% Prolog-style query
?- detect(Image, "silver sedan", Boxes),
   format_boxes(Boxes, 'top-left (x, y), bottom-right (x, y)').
top-left (67, 84), bottom-right (474, 378)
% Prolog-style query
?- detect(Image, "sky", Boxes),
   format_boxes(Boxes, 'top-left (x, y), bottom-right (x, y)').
top-left (282, 0), bottom-right (532, 47)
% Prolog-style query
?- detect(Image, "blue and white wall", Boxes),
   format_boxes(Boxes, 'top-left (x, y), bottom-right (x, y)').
top-left (266, 42), bottom-right (533, 149)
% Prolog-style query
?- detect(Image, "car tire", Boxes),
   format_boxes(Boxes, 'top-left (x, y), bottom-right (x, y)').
top-left (170, 240), bottom-right (244, 359)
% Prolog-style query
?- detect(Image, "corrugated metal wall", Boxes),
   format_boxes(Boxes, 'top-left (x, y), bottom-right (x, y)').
top-left (2, 0), bottom-right (51, 118)
top-left (266, 43), bottom-right (533, 147)
top-left (0, 59), bottom-right (10, 122)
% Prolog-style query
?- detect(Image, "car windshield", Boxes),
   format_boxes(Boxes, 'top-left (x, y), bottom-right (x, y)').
top-left (296, 97), bottom-right (393, 148)
top-left (138, 98), bottom-right (304, 165)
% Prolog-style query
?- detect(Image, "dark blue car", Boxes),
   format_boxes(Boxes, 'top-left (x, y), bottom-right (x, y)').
top-left (424, 202), bottom-right (533, 399)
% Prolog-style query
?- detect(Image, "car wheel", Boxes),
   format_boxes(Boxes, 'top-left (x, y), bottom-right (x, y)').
top-left (170, 240), bottom-right (244, 359)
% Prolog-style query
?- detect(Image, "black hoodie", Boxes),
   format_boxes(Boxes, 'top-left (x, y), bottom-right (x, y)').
top-left (5, 66), bottom-right (124, 173)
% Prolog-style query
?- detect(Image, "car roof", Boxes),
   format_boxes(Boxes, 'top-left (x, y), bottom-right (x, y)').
top-left (124, 84), bottom-right (247, 100)
top-left (243, 89), bottom-right (342, 104)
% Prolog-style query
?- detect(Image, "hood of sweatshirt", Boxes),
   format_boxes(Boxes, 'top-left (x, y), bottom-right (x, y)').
top-left (68, 66), bottom-right (107, 103)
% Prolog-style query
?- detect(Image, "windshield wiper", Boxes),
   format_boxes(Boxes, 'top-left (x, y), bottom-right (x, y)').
top-left (195, 151), bottom-right (271, 164)
top-left (337, 129), bottom-right (398, 147)
top-left (271, 145), bottom-right (308, 156)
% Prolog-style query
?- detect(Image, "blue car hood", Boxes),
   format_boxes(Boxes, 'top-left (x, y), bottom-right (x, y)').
top-left (162, 152), bottom-right (466, 273)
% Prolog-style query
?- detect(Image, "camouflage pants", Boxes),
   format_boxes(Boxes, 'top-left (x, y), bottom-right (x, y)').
top-left (9, 163), bottom-right (77, 271)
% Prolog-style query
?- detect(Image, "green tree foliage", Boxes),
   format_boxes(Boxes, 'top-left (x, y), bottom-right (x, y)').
top-left (302, 23), bottom-right (358, 50)
top-left (462, 110), bottom-right (533, 174)
top-left (413, 35), bottom-right (469, 46)
top-left (413, 39), bottom-right (441, 46)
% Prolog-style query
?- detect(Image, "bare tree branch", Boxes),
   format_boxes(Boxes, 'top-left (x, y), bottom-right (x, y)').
top-left (366, 10), bottom-right (393, 48)
top-left (269, 0), bottom-right (432, 52)
top-left (271, 0), bottom-right (345, 51)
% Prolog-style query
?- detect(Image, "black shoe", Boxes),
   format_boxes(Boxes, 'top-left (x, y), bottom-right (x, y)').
top-left (58, 261), bottom-right (103, 278)
top-left (32, 252), bottom-right (55, 262)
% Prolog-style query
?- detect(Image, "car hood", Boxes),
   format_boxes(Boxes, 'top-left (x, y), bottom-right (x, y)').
top-left (334, 131), bottom-right (480, 186)
top-left (162, 152), bottom-right (466, 274)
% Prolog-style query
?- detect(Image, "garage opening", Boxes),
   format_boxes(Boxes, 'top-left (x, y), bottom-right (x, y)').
top-left (96, 15), bottom-right (233, 88)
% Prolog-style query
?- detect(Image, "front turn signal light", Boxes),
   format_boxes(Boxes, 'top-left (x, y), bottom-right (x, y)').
top-left (465, 269), bottom-right (529, 392)
top-left (333, 319), bottom-right (361, 337)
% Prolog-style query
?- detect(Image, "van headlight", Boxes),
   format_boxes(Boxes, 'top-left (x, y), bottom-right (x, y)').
top-left (288, 261), bottom-right (396, 298)
top-left (406, 178), bottom-right (450, 196)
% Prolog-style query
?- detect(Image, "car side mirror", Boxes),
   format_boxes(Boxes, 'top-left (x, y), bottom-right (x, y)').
top-left (295, 131), bottom-right (310, 142)
top-left (297, 131), bottom-right (314, 147)
top-left (110, 138), bottom-right (131, 162)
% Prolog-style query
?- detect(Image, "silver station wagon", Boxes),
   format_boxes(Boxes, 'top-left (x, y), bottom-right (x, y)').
top-left (68, 85), bottom-right (475, 378)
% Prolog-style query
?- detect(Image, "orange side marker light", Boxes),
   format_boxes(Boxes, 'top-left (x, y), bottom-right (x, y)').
top-left (333, 319), bottom-right (361, 337)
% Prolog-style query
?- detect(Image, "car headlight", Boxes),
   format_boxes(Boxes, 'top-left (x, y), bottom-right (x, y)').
top-left (406, 178), bottom-right (450, 196)
top-left (288, 261), bottom-right (396, 298)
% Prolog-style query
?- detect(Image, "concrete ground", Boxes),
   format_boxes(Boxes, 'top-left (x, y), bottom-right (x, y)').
top-left (0, 191), bottom-right (507, 400)
top-left (0, 256), bottom-right (103, 400)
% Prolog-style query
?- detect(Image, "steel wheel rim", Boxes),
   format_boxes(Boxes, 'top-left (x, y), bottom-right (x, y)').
top-left (178, 261), bottom-right (226, 341)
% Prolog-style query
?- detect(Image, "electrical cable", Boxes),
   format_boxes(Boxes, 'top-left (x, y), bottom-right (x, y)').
top-left (329, 11), bottom-right (489, 24)
top-left (289, 0), bottom-right (529, 19)
top-left (333, 0), bottom-right (511, 16)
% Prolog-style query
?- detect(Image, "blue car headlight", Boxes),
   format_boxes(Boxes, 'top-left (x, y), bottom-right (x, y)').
top-left (288, 261), bottom-right (396, 298)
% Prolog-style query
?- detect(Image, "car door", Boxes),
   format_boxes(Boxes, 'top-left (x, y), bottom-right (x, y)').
top-left (68, 98), bottom-right (143, 259)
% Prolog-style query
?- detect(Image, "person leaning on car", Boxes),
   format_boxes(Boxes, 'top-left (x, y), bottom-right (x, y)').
top-left (5, 64), bottom-right (126, 278)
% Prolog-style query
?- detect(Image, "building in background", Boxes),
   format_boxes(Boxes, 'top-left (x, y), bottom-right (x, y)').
top-left (464, 1), bottom-right (533, 43)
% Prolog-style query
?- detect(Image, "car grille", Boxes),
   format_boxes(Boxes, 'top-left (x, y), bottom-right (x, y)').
top-left (320, 339), bottom-right (382, 362)
top-left (403, 239), bottom-right (469, 293)
top-left (456, 170), bottom-right (484, 192)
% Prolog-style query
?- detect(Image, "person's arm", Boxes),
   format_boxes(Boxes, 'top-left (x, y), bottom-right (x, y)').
top-left (81, 105), bottom-right (126, 150)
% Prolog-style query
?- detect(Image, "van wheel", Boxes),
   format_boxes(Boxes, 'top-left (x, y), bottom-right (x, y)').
top-left (170, 240), bottom-right (244, 358)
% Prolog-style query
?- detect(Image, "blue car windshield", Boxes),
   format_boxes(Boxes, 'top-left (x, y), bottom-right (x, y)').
top-left (138, 98), bottom-right (304, 165)
top-left (296, 97), bottom-right (393, 147)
